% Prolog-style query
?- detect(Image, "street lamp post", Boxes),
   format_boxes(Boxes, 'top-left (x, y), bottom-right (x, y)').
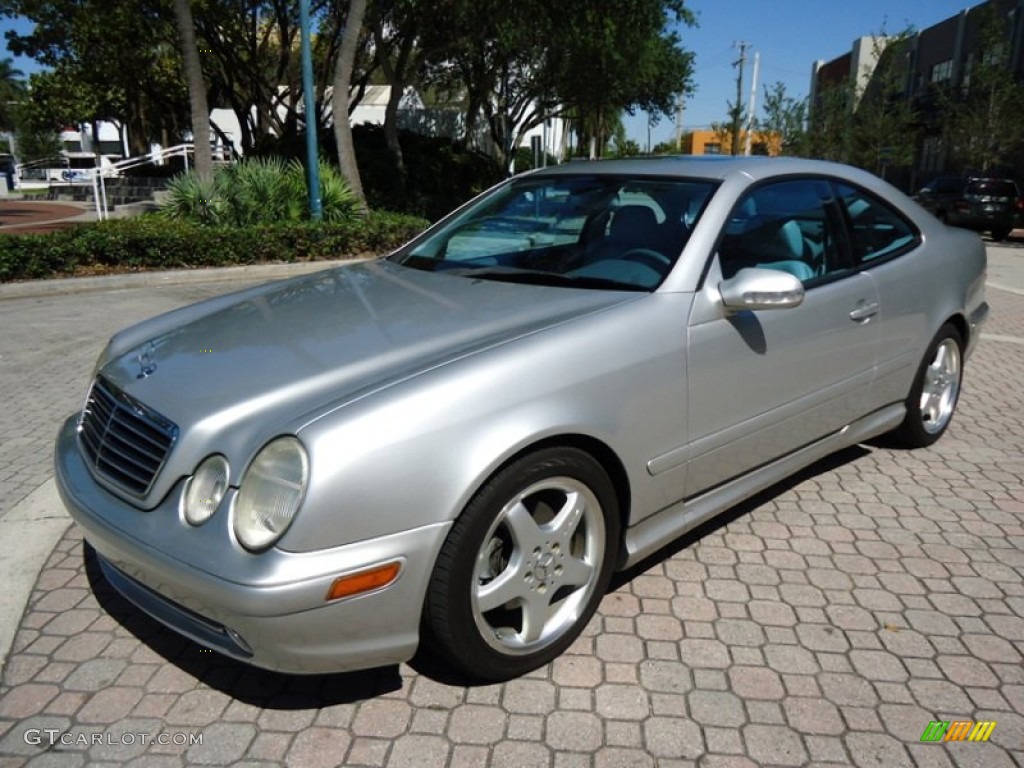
top-left (299, 0), bottom-right (322, 221)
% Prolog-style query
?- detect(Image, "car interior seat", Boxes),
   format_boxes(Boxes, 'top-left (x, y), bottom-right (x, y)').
top-left (743, 217), bottom-right (815, 281)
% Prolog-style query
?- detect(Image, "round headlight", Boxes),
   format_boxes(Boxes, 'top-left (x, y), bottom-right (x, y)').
top-left (233, 437), bottom-right (308, 551)
top-left (182, 455), bottom-right (230, 526)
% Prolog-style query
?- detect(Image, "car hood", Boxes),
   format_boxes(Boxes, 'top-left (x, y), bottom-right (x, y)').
top-left (100, 260), bottom-right (637, 457)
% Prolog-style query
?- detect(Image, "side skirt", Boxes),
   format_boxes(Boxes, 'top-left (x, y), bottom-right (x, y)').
top-left (620, 403), bottom-right (906, 570)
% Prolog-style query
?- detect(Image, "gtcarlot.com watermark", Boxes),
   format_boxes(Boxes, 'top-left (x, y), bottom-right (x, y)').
top-left (24, 728), bottom-right (202, 747)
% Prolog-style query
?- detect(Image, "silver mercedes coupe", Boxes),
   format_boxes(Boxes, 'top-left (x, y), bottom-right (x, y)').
top-left (56, 157), bottom-right (989, 682)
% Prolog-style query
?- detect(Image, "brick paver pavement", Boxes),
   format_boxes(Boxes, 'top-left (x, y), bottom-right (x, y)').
top-left (1, 260), bottom-right (1023, 766)
top-left (0, 201), bottom-right (92, 235)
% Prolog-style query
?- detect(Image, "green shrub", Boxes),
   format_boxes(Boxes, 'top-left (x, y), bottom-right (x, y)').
top-left (161, 173), bottom-right (226, 225)
top-left (160, 156), bottom-right (361, 226)
top-left (0, 211), bottom-right (428, 283)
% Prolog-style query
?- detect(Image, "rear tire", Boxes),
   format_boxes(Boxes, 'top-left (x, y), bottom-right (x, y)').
top-left (890, 323), bottom-right (963, 447)
top-left (422, 447), bottom-right (619, 682)
top-left (991, 226), bottom-right (1012, 241)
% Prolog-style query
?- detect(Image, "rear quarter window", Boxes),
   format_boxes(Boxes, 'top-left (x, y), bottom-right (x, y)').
top-left (835, 183), bottom-right (920, 265)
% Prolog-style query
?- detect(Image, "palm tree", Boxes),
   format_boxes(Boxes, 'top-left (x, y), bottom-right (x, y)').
top-left (172, 0), bottom-right (212, 179)
top-left (0, 58), bottom-right (26, 132)
top-left (332, 0), bottom-right (367, 207)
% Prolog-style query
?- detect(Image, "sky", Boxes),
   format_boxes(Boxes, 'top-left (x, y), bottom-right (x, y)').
top-left (2, 1), bottom-right (980, 147)
top-left (626, 0), bottom-right (977, 147)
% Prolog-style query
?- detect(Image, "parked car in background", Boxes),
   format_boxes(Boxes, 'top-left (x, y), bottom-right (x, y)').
top-left (913, 175), bottom-right (966, 216)
top-left (915, 175), bottom-right (1023, 240)
top-left (57, 157), bottom-right (989, 683)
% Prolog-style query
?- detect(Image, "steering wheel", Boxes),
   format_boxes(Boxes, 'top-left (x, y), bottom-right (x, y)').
top-left (620, 248), bottom-right (672, 271)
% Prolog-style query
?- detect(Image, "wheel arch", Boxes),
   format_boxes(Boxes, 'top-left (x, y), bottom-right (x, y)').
top-left (476, 433), bottom-right (632, 553)
top-left (944, 312), bottom-right (969, 352)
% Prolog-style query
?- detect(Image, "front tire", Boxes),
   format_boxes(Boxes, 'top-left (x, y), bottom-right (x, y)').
top-left (890, 323), bottom-right (963, 447)
top-left (423, 447), bottom-right (620, 682)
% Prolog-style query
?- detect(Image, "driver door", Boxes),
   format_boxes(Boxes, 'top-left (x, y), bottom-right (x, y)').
top-left (684, 178), bottom-right (881, 496)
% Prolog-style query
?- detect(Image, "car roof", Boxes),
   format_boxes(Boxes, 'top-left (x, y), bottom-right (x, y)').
top-left (524, 155), bottom-right (888, 188)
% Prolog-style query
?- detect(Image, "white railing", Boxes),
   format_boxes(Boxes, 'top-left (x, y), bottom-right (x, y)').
top-left (91, 143), bottom-right (197, 221)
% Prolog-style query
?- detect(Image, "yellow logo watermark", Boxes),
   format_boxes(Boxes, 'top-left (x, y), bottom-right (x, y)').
top-left (920, 721), bottom-right (996, 742)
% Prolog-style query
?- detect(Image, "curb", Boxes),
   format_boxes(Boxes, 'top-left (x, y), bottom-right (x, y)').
top-left (0, 480), bottom-right (71, 674)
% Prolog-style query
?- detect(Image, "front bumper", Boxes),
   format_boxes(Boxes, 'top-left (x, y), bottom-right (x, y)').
top-left (55, 416), bottom-right (451, 674)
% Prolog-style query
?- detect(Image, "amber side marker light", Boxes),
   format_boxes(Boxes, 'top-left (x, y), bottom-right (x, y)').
top-left (326, 562), bottom-right (402, 602)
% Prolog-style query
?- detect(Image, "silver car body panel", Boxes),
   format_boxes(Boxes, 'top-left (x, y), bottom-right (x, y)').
top-left (93, 261), bottom-right (639, 509)
top-left (56, 156), bottom-right (989, 674)
top-left (57, 416), bottom-right (451, 673)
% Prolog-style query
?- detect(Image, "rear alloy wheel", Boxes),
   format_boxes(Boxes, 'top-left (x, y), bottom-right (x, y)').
top-left (891, 323), bottom-right (963, 447)
top-left (423, 447), bottom-right (619, 682)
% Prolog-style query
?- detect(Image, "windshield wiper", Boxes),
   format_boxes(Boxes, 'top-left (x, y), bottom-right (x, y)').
top-left (443, 266), bottom-right (646, 291)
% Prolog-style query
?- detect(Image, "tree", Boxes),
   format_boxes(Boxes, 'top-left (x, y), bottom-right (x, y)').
top-left (557, 0), bottom-right (695, 160)
top-left (847, 31), bottom-right (918, 176)
top-left (417, 0), bottom-right (562, 171)
top-left (724, 99), bottom-right (745, 155)
top-left (172, 0), bottom-right (212, 179)
top-left (1, 0), bottom-right (188, 154)
top-left (709, 122), bottom-right (735, 155)
top-left (0, 57), bottom-right (25, 131)
top-left (651, 136), bottom-right (685, 155)
top-left (333, 0), bottom-right (368, 205)
top-left (365, 0), bottom-right (463, 192)
top-left (416, 0), bottom-right (694, 171)
top-left (805, 28), bottom-right (918, 176)
top-left (807, 78), bottom-right (852, 162)
top-left (757, 81), bottom-right (808, 156)
top-left (1, 1), bottom-right (365, 157)
top-left (11, 97), bottom-right (62, 161)
top-left (190, 1), bottom-right (360, 156)
top-left (940, 6), bottom-right (1024, 173)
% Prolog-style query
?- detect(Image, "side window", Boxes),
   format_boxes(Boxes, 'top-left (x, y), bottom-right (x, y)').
top-left (834, 183), bottom-right (919, 264)
top-left (718, 179), bottom-right (844, 285)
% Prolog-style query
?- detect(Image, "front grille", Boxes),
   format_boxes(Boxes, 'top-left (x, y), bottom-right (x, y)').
top-left (77, 376), bottom-right (178, 496)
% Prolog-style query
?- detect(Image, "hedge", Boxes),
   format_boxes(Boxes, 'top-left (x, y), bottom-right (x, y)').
top-left (0, 211), bottom-right (429, 283)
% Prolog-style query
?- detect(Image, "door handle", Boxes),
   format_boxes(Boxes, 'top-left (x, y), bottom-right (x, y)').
top-left (849, 301), bottom-right (879, 321)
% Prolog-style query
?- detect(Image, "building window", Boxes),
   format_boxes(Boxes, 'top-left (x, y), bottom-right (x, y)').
top-left (930, 59), bottom-right (953, 83)
top-left (704, 142), bottom-right (722, 155)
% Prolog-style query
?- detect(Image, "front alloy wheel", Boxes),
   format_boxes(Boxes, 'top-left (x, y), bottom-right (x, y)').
top-left (423, 447), bottom-right (619, 682)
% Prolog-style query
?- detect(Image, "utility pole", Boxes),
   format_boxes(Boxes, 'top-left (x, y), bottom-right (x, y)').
top-left (675, 97), bottom-right (684, 152)
top-left (731, 41), bottom-right (749, 155)
top-left (744, 51), bottom-right (760, 155)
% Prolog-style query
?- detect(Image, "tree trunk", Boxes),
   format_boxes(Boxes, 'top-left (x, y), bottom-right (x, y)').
top-left (173, 0), bottom-right (213, 180)
top-left (371, 17), bottom-right (410, 192)
top-left (332, 0), bottom-right (367, 208)
top-left (383, 82), bottom-right (406, 189)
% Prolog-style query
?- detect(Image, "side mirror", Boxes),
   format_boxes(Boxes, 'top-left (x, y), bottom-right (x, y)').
top-left (720, 267), bottom-right (805, 311)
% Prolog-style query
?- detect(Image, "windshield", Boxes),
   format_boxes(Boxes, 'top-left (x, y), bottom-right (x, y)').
top-left (390, 174), bottom-right (717, 291)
